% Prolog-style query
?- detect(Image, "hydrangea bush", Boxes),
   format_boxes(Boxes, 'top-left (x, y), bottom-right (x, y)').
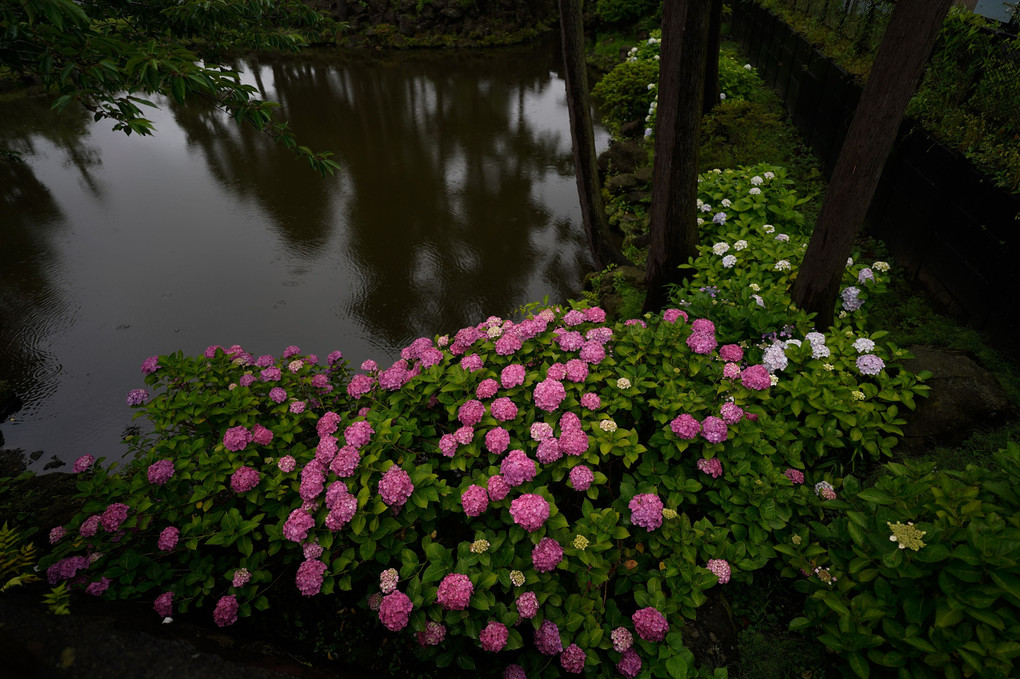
top-left (42, 166), bottom-right (929, 677)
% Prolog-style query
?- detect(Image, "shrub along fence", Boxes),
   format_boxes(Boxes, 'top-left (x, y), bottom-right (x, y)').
top-left (730, 0), bottom-right (1020, 352)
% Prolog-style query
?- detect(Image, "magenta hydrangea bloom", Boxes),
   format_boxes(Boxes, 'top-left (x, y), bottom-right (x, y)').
top-left (663, 308), bottom-right (688, 324)
top-left (461, 484), bottom-right (489, 517)
top-left (140, 355), bottom-right (160, 375)
top-left (458, 399), bottom-right (485, 426)
top-left (720, 402), bottom-right (743, 424)
top-left (325, 495), bottom-right (358, 530)
top-left (439, 434), bottom-right (458, 457)
top-left (516, 591), bottom-right (539, 618)
top-left (530, 422), bottom-right (554, 441)
top-left (536, 437), bottom-right (562, 464)
top-left (223, 426), bottom-right (252, 452)
top-left (269, 387), bottom-right (287, 404)
top-left (230, 466), bottom-right (260, 493)
top-left (698, 457), bottom-right (724, 478)
top-left (126, 388), bottom-right (149, 406)
top-left (454, 426), bottom-right (475, 444)
top-left (560, 411), bottom-right (582, 430)
top-left (49, 526), bottom-right (65, 545)
top-left (252, 424), bottom-right (274, 445)
top-left (723, 362), bottom-right (741, 379)
top-left (283, 508), bottom-right (315, 543)
top-left (317, 411), bottom-right (341, 437)
top-left (347, 373), bottom-right (374, 398)
top-left (325, 481), bottom-right (349, 510)
top-left (101, 503), bottom-right (129, 532)
top-left (560, 644), bottom-right (586, 673)
top-left (157, 526), bottom-right (179, 551)
top-left (564, 359), bottom-right (589, 383)
top-left (379, 591), bottom-right (414, 631)
top-left (417, 621), bottom-right (446, 647)
top-left (580, 392), bottom-right (601, 410)
top-left (510, 493), bottom-right (550, 532)
top-left (437, 573), bottom-right (474, 610)
top-left (273, 454), bottom-right (295, 474)
top-left (691, 319), bottom-right (715, 334)
top-left (300, 462), bottom-right (325, 501)
top-left (632, 606), bottom-right (669, 641)
top-left (46, 556), bottom-right (90, 585)
top-left (487, 475), bottom-right (510, 501)
top-left (556, 331), bottom-right (585, 352)
top-left (504, 665), bottom-right (527, 679)
top-left (80, 515), bottom-right (100, 538)
top-left (701, 416), bottom-right (728, 443)
top-left (154, 591), bottom-right (174, 618)
top-left (569, 465), bottom-right (594, 491)
top-left (558, 428), bottom-right (589, 456)
top-left (500, 450), bottom-right (537, 487)
top-left (296, 559), bottom-right (327, 596)
top-left (477, 379), bottom-right (499, 399)
top-left (147, 459), bottom-right (174, 486)
top-left (73, 455), bottom-right (95, 473)
top-left (707, 558), bottom-right (731, 584)
top-left (485, 426), bottom-right (511, 454)
top-left (670, 414), bottom-right (701, 439)
top-left (579, 340), bottom-right (606, 364)
top-left (533, 378), bottom-right (566, 412)
top-left (491, 397), bottom-right (518, 422)
top-left (480, 621), bottom-right (509, 652)
top-left (532, 537), bottom-right (563, 573)
top-left (784, 468), bottom-right (805, 484)
top-left (345, 420), bottom-right (375, 448)
top-left (629, 494), bottom-right (664, 530)
top-left (584, 307), bottom-right (606, 323)
top-left (617, 648), bottom-right (642, 678)
top-left (534, 619), bottom-right (563, 655)
top-left (719, 344), bottom-right (744, 362)
top-left (741, 364), bottom-right (772, 390)
top-left (501, 363), bottom-right (526, 389)
top-left (563, 309), bottom-right (585, 326)
top-left (378, 466), bottom-right (414, 509)
top-left (611, 627), bottom-right (633, 652)
top-left (213, 595), bottom-right (239, 627)
top-left (460, 353), bottom-right (484, 371)
top-left (686, 331), bottom-right (717, 355)
top-left (260, 366), bottom-right (282, 382)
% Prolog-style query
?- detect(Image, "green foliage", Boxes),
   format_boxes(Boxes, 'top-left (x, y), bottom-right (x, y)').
top-left (0, 521), bottom-right (39, 592)
top-left (590, 55), bottom-right (659, 135)
top-left (591, 0), bottom-right (662, 27)
top-left (781, 447), bottom-right (1020, 679)
top-left (0, 0), bottom-right (344, 176)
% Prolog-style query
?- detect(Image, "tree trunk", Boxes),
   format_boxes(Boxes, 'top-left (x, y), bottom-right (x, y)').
top-left (558, 0), bottom-right (630, 269)
top-left (643, 0), bottom-right (711, 313)
top-left (702, 0), bottom-right (724, 114)
top-left (791, 0), bottom-right (952, 329)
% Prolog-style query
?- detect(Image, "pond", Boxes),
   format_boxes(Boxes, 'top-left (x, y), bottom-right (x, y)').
top-left (0, 38), bottom-right (607, 473)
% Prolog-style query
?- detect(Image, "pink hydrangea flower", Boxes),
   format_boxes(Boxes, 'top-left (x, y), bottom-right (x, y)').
top-left (147, 459), bottom-right (174, 485)
top-left (232, 569), bottom-right (251, 588)
top-left (437, 573), bottom-right (474, 610)
top-left (516, 590), bottom-right (539, 618)
top-left (460, 353), bottom-right (484, 371)
top-left (480, 621), bottom-right (509, 652)
top-left (663, 309), bottom-right (688, 324)
top-left (569, 465), bottom-right (594, 491)
top-left (487, 475), bottom-right (510, 501)
top-left (536, 437), bottom-right (562, 464)
top-left (618, 648), bottom-right (642, 678)
top-left (345, 421), bottom-right (375, 448)
top-left (687, 331), bottom-right (718, 355)
top-left (719, 344), bottom-right (744, 362)
top-left (49, 526), bottom-right (65, 545)
top-left (560, 644), bottom-right (586, 673)
top-left (140, 355), bottom-right (160, 375)
top-left (586, 326), bottom-right (613, 344)
top-left (379, 568), bottom-right (399, 594)
top-left (564, 359), bottom-right (588, 383)
top-left (454, 426), bottom-right (475, 444)
top-left (563, 309), bottom-right (585, 326)
top-left (300, 462), bottom-right (325, 501)
top-left (230, 466), bottom-right (260, 493)
top-left (784, 468), bottom-right (805, 484)
top-left (283, 508), bottom-right (315, 542)
top-left (477, 379), bottom-right (499, 399)
top-left (46, 556), bottom-right (90, 585)
top-left (632, 606), bottom-right (669, 641)
top-left (325, 495), bottom-right (357, 530)
top-left (691, 319), bottom-right (715, 334)
top-left (290, 400), bottom-right (306, 414)
top-left (556, 331), bottom-right (585, 352)
top-left (670, 414), bottom-right (701, 439)
top-left (283, 345), bottom-right (301, 358)
top-left (532, 537), bottom-right (563, 572)
top-left (154, 591), bottom-right (174, 618)
top-left (126, 388), bottom-right (149, 406)
top-left (327, 445), bottom-right (358, 477)
top-left (252, 424), bottom-right (274, 445)
top-left (101, 503), bottom-right (129, 532)
top-left (417, 621), bottom-right (446, 647)
top-left (461, 485), bottom-right (489, 517)
top-left (501, 364), bottom-right (526, 389)
top-left (223, 426), bottom-right (252, 452)
top-left (458, 399), bottom-right (485, 426)
top-left (509, 494), bottom-right (550, 532)
top-left (701, 416), bottom-right (728, 443)
top-left (378, 466), bottom-right (414, 509)
top-left (558, 428), bottom-right (589, 456)
top-left (73, 455), bottom-right (95, 473)
top-left (316, 436), bottom-right (339, 464)
top-left (629, 494), bottom-right (663, 530)
top-left (534, 378), bottom-right (566, 412)
top-left (296, 559), bottom-right (327, 596)
top-left (325, 481), bottom-right (349, 510)
top-left (707, 558), bottom-right (731, 584)
top-left (720, 402), bottom-right (743, 424)
top-left (580, 392), bottom-right (601, 410)
top-left (579, 340), bottom-right (606, 364)
top-left (213, 595), bottom-right (239, 627)
top-left (504, 666), bottom-right (526, 679)
top-left (611, 627), bottom-right (633, 652)
top-left (269, 387), bottom-right (287, 403)
top-left (741, 365), bottom-right (772, 390)
top-left (260, 366), bottom-right (281, 382)
top-left (438, 434), bottom-right (458, 457)
top-left (379, 591), bottom-right (414, 631)
top-left (500, 450), bottom-right (537, 487)
top-left (534, 619), bottom-right (563, 655)
top-left (530, 422), bottom-right (554, 441)
top-left (80, 515), bottom-right (100, 538)
top-left (485, 426), bottom-right (511, 454)
top-left (491, 397), bottom-right (518, 422)
top-left (157, 526), bottom-right (179, 551)
top-left (723, 362), bottom-right (742, 379)
top-left (584, 307), bottom-right (606, 323)
top-left (560, 411), bottom-right (582, 430)
top-left (347, 374), bottom-right (374, 398)
top-left (317, 411), bottom-right (341, 437)
top-left (698, 457), bottom-right (724, 478)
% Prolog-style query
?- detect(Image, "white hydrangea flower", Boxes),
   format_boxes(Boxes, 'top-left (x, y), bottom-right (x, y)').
top-left (774, 260), bottom-right (791, 271)
top-left (853, 338), bottom-right (876, 353)
top-left (763, 224), bottom-right (775, 233)
top-left (846, 257), bottom-right (854, 267)
top-left (764, 171), bottom-right (775, 180)
top-left (734, 240), bottom-right (748, 250)
top-left (749, 187), bottom-right (761, 195)
top-left (775, 233), bottom-right (789, 242)
top-left (750, 175), bottom-right (763, 185)
top-left (722, 255), bottom-right (737, 268)
top-left (873, 261), bottom-right (890, 272)
top-left (749, 283), bottom-right (760, 291)
top-left (721, 198), bottom-right (732, 208)
top-left (744, 63), bottom-right (753, 71)
top-left (712, 242), bottom-right (730, 255)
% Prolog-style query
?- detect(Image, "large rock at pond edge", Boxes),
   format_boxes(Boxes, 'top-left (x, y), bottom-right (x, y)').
top-left (898, 346), bottom-right (1013, 450)
top-left (597, 139), bottom-right (647, 177)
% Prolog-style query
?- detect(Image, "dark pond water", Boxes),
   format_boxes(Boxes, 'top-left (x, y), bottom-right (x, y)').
top-left (0, 39), bottom-right (605, 472)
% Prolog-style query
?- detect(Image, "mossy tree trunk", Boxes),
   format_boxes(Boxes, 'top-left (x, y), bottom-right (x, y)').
top-left (702, 0), bottom-right (724, 114)
top-left (643, 0), bottom-right (711, 313)
top-left (558, 0), bottom-right (630, 269)
top-left (791, 0), bottom-right (953, 328)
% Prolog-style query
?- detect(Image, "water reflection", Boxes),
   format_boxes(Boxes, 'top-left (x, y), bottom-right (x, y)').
top-left (0, 38), bottom-right (603, 470)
